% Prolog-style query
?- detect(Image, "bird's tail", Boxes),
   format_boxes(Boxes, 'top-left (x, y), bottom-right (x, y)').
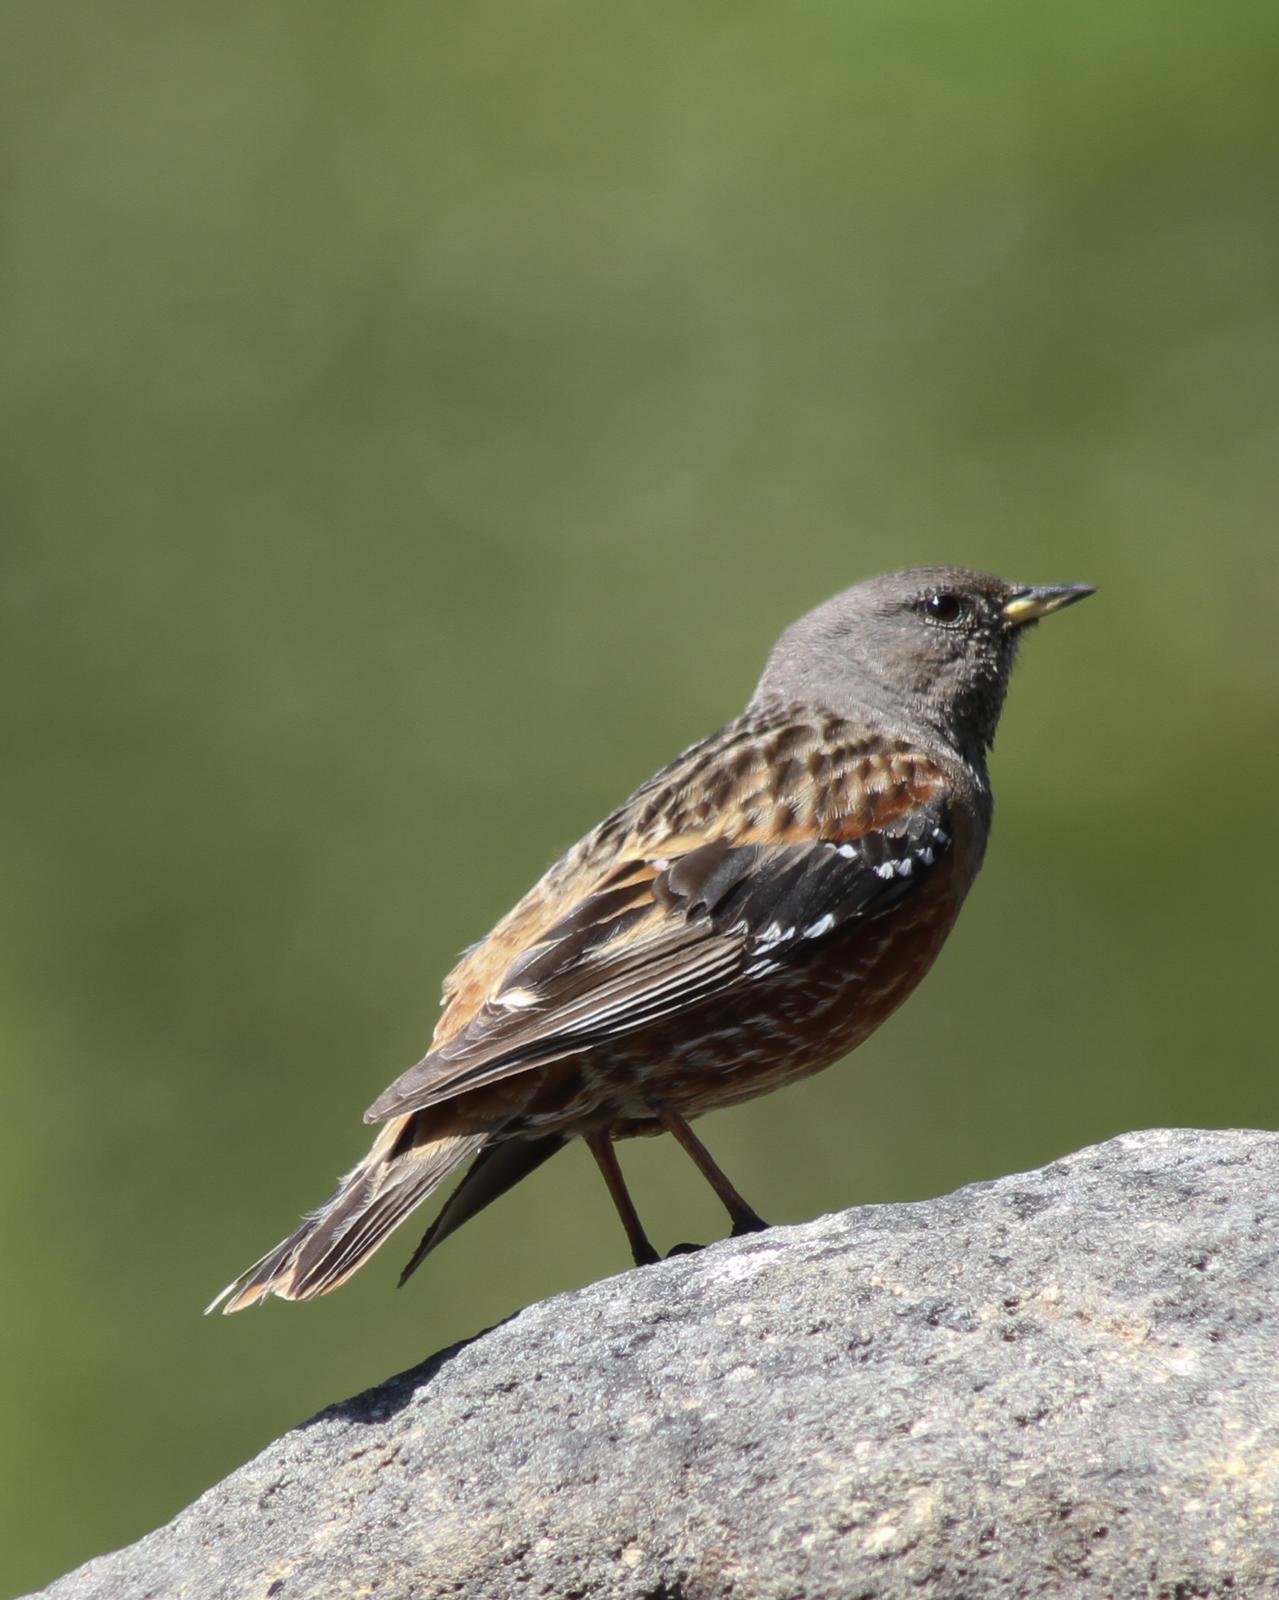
top-left (207, 1117), bottom-right (486, 1314)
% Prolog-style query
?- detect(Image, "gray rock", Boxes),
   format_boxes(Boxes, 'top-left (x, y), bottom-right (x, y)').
top-left (31, 1130), bottom-right (1279, 1600)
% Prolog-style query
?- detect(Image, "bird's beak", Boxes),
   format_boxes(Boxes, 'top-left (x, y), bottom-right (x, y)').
top-left (1002, 583), bottom-right (1096, 628)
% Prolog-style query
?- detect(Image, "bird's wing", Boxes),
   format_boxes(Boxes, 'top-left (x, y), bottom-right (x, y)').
top-left (365, 775), bottom-right (954, 1124)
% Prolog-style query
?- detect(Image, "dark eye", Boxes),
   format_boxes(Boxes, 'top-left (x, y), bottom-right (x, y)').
top-left (923, 591), bottom-right (966, 624)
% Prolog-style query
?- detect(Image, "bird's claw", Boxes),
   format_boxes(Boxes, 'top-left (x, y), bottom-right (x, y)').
top-left (730, 1214), bottom-right (770, 1238)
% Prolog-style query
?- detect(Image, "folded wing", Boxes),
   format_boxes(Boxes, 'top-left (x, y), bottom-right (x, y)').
top-left (365, 794), bottom-right (953, 1123)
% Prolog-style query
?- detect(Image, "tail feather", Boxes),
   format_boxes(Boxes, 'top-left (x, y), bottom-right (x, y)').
top-left (207, 1120), bottom-right (486, 1314)
top-left (397, 1133), bottom-right (568, 1287)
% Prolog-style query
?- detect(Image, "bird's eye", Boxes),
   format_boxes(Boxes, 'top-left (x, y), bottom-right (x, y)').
top-left (923, 592), bottom-right (966, 625)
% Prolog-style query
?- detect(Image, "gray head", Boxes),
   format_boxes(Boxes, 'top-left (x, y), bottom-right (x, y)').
top-left (752, 566), bottom-right (1094, 761)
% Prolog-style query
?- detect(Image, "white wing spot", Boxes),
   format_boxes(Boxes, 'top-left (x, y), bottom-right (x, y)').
top-left (494, 987), bottom-right (539, 1010)
top-left (754, 923), bottom-right (796, 956)
top-left (803, 913), bottom-right (836, 938)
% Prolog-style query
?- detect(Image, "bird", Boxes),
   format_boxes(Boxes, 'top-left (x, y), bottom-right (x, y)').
top-left (210, 566), bottom-right (1093, 1312)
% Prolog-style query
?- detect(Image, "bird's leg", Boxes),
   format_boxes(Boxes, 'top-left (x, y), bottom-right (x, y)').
top-left (656, 1107), bottom-right (770, 1238)
top-left (586, 1130), bottom-right (660, 1267)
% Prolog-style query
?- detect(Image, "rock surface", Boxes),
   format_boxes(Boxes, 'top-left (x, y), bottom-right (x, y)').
top-left (31, 1130), bottom-right (1279, 1600)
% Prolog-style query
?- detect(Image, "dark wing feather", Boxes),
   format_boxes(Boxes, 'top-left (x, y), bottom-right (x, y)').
top-left (365, 797), bottom-right (953, 1123)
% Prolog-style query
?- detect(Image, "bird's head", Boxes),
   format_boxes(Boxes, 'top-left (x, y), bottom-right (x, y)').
top-left (753, 566), bottom-right (1095, 760)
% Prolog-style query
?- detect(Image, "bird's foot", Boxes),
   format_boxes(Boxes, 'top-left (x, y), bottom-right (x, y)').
top-left (730, 1212), bottom-right (770, 1238)
top-left (667, 1217), bottom-right (768, 1258)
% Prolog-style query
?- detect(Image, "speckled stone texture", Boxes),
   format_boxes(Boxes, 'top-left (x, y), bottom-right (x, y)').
top-left (31, 1130), bottom-right (1279, 1600)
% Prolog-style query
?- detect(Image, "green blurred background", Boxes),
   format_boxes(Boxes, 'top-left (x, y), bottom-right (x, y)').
top-left (4, 1), bottom-right (1278, 1591)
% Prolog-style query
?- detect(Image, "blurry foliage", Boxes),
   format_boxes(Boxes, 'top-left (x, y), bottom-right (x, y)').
top-left (3, 1), bottom-right (1278, 1592)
